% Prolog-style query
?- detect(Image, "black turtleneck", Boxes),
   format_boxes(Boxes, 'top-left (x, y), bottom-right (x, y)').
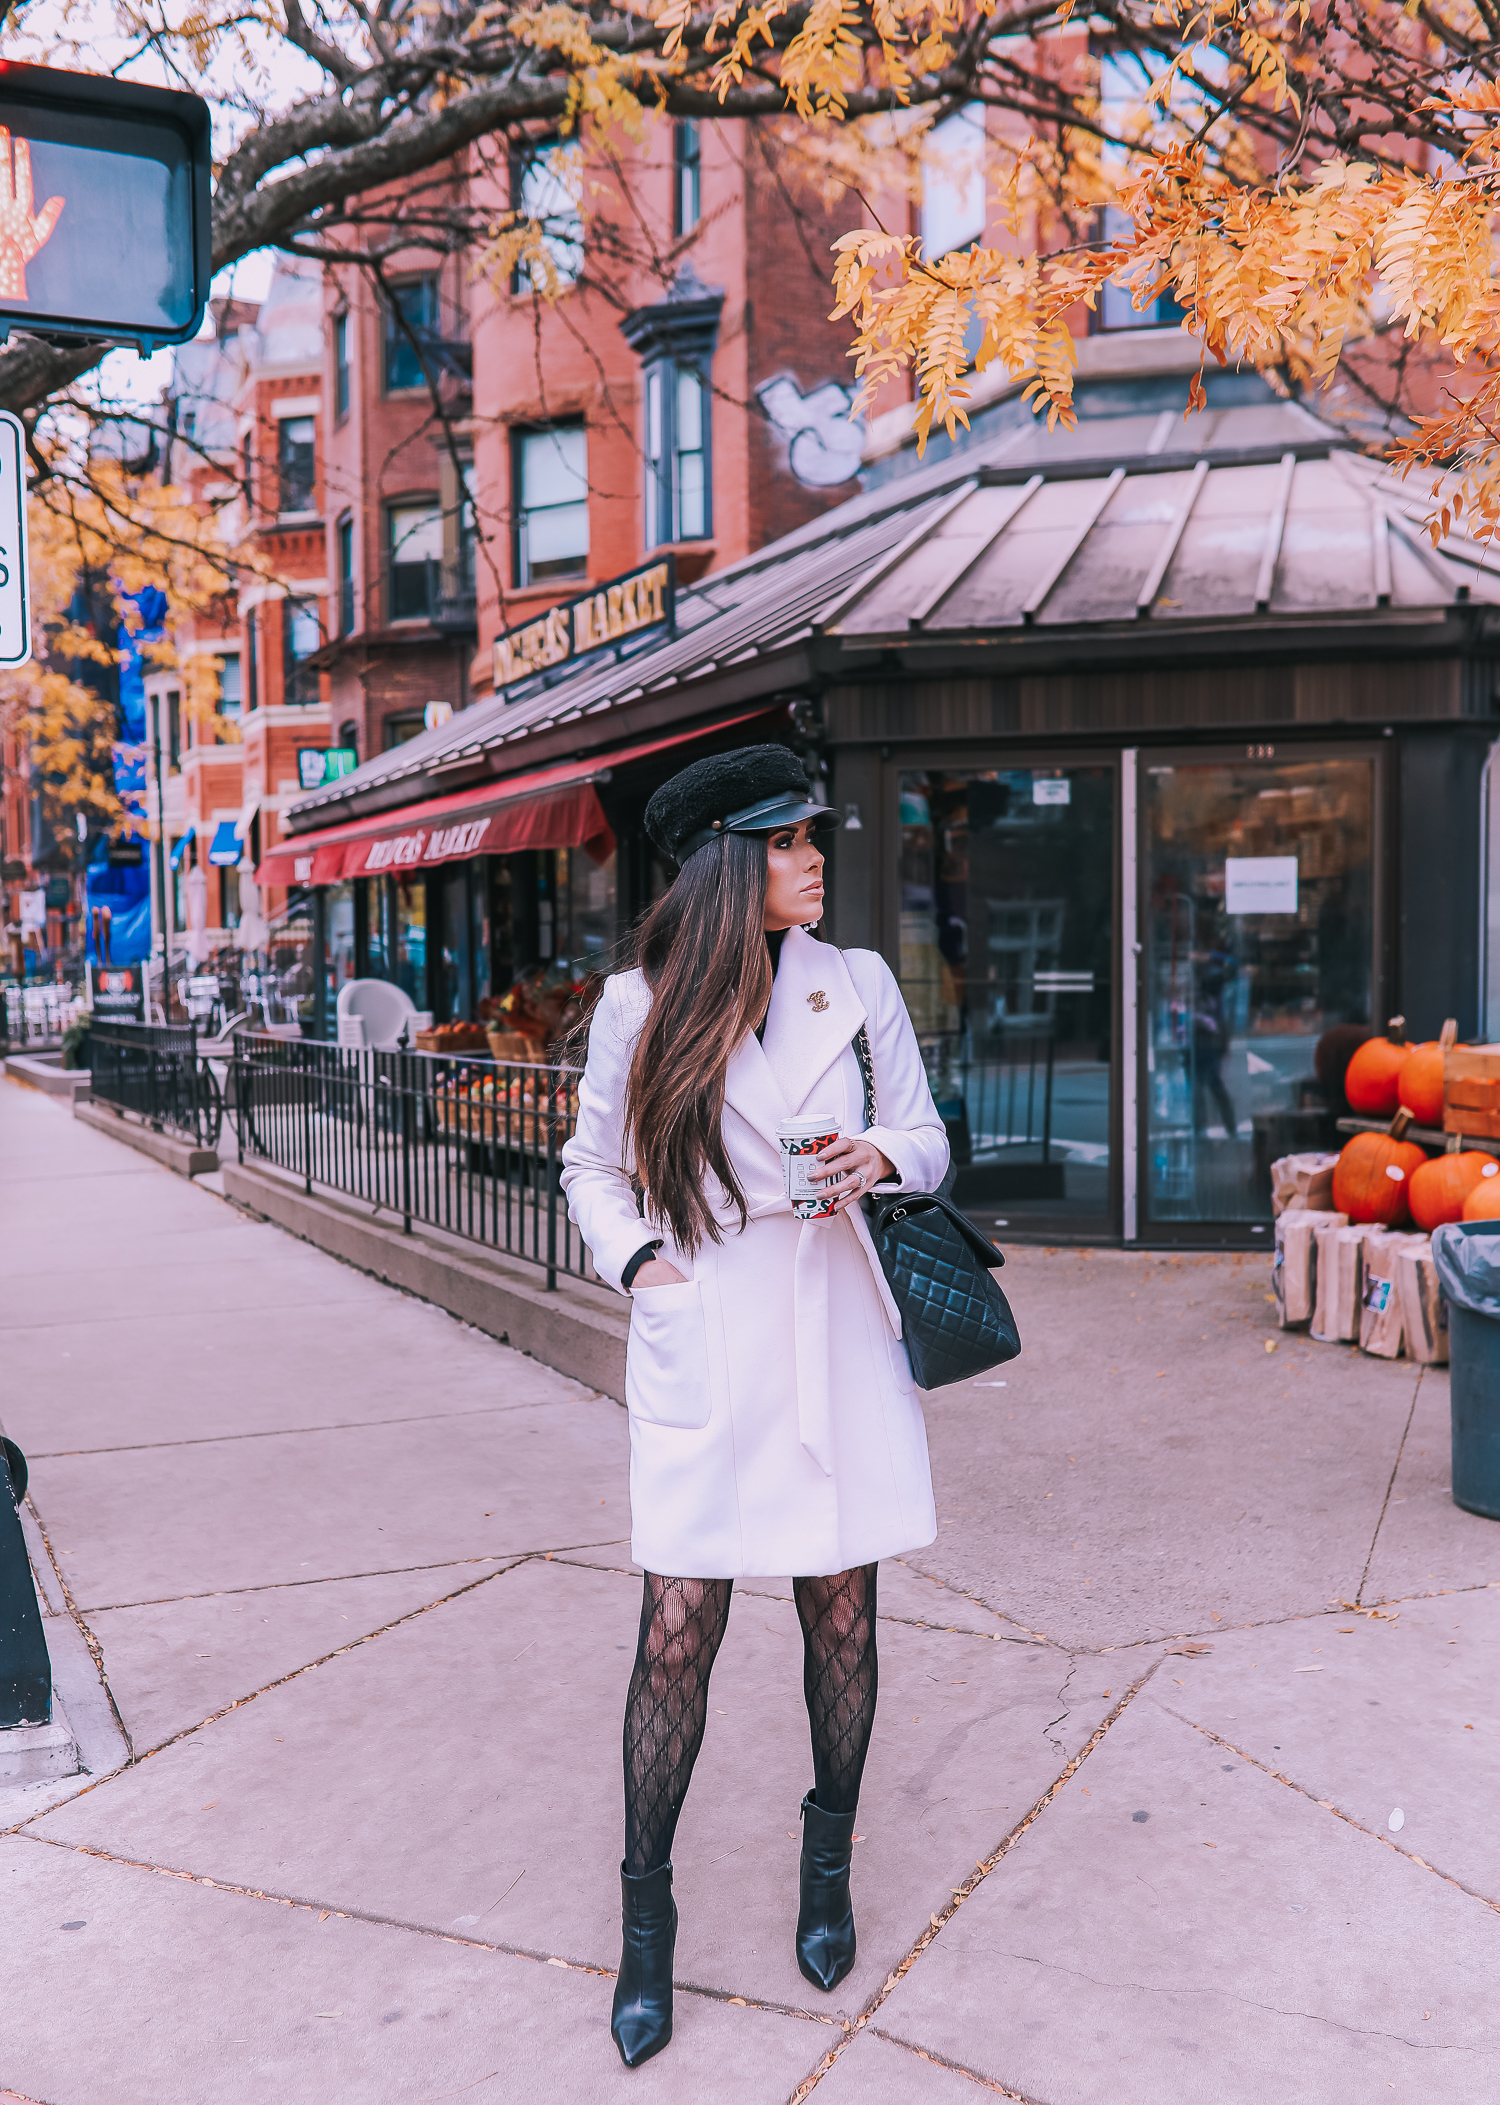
top-left (755, 928), bottom-right (786, 1043)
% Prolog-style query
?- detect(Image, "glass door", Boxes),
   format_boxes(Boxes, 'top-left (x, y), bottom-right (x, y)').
top-left (1141, 749), bottom-right (1377, 1233)
top-left (897, 763), bottom-right (1115, 1236)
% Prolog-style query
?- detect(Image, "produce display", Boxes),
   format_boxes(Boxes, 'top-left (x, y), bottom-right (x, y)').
top-left (1330, 1110), bottom-right (1426, 1225)
top-left (415, 1020), bottom-right (490, 1055)
top-left (1408, 1151), bottom-right (1494, 1230)
top-left (1343, 1018), bottom-right (1410, 1116)
top-left (1396, 1021), bottom-right (1456, 1126)
top-left (1271, 1013), bottom-right (1487, 1360)
top-left (1463, 1165), bottom-right (1500, 1221)
top-left (1273, 1147), bottom-right (1452, 1365)
top-left (434, 1070), bottom-right (580, 1147)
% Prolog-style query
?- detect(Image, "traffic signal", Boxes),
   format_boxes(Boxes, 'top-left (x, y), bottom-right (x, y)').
top-left (0, 62), bottom-right (211, 352)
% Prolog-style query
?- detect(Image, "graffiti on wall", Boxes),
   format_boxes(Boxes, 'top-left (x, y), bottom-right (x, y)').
top-left (757, 375), bottom-right (864, 489)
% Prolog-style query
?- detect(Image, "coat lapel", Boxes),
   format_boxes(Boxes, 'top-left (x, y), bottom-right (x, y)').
top-left (761, 928), bottom-right (868, 1119)
top-left (721, 1028), bottom-right (793, 1197)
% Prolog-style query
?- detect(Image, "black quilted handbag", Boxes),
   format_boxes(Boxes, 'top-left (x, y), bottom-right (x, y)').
top-left (854, 1027), bottom-right (1021, 1390)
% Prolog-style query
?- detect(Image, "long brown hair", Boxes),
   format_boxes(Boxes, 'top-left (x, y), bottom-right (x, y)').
top-left (622, 831), bottom-right (772, 1254)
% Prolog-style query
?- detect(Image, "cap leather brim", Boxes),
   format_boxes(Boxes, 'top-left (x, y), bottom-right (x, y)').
top-left (678, 798), bottom-right (840, 861)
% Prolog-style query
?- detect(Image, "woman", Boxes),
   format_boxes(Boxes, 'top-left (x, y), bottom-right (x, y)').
top-left (561, 745), bottom-right (949, 2070)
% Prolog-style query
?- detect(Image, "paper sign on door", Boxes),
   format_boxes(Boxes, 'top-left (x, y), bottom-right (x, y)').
top-left (1225, 856), bottom-right (1298, 914)
top-left (1032, 777), bottom-right (1070, 806)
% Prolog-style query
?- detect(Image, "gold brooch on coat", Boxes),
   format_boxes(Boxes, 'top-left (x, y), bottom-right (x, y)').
top-left (807, 990), bottom-right (829, 1012)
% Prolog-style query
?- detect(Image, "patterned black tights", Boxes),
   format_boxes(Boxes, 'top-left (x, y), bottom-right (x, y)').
top-left (621, 1564), bottom-right (879, 1876)
top-left (793, 1563), bottom-right (879, 1817)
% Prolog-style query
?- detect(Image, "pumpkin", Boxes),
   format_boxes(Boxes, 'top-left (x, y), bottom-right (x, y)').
top-left (1344, 1018), bottom-right (1410, 1117)
top-left (1462, 1159), bottom-right (1500, 1220)
top-left (1410, 1150), bottom-right (1493, 1230)
top-left (1315, 1022), bottom-right (1374, 1109)
top-left (1331, 1109), bottom-right (1426, 1225)
top-left (1396, 1018), bottom-right (1458, 1127)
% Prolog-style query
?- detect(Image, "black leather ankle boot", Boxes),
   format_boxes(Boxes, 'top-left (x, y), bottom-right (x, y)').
top-left (611, 1861), bottom-right (677, 2068)
top-left (796, 1791), bottom-right (857, 1991)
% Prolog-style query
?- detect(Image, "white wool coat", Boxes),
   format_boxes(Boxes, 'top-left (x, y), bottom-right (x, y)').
top-left (560, 926), bottom-right (948, 1578)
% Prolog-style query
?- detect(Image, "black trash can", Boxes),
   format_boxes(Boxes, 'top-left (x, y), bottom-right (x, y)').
top-left (1431, 1221), bottom-right (1500, 1519)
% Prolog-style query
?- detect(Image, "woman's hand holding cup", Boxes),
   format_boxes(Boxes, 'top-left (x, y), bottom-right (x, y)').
top-left (809, 1134), bottom-right (893, 1216)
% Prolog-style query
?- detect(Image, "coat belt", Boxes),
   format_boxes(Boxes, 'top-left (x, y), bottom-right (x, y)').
top-left (729, 1188), bottom-right (904, 1476)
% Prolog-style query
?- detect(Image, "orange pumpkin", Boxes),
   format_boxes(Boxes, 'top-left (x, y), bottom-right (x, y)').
top-left (1410, 1151), bottom-right (1493, 1230)
top-left (1332, 1111), bottom-right (1426, 1225)
top-left (1397, 1044), bottom-right (1444, 1125)
top-left (1463, 1160), bottom-right (1500, 1220)
top-left (1396, 1018), bottom-right (1458, 1127)
top-left (1345, 1018), bottom-right (1410, 1117)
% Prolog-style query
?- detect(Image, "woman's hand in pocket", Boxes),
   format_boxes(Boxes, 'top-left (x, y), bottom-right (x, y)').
top-left (632, 1257), bottom-right (687, 1289)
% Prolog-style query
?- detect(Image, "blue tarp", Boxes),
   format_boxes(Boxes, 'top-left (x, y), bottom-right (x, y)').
top-left (85, 587), bottom-right (166, 966)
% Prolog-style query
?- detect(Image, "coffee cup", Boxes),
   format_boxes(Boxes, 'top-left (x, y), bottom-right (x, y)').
top-left (778, 1112), bottom-right (841, 1219)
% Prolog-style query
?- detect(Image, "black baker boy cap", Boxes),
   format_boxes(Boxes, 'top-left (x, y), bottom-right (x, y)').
top-left (644, 743), bottom-right (839, 865)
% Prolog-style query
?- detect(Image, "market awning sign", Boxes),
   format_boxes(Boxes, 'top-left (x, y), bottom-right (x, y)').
top-left (0, 65), bottom-right (211, 350)
top-left (494, 556), bottom-right (674, 695)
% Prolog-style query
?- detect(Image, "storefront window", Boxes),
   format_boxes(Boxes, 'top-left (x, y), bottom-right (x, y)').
top-left (898, 767), bottom-right (1114, 1232)
top-left (364, 875), bottom-right (394, 978)
top-left (325, 882), bottom-right (356, 1028)
top-left (268, 894), bottom-right (317, 1030)
top-left (394, 876), bottom-right (427, 1009)
top-left (474, 863), bottom-right (494, 1011)
top-left (561, 844), bottom-right (617, 969)
top-left (439, 864), bottom-right (472, 1020)
top-left (221, 867), bottom-right (240, 929)
top-left (1143, 754), bottom-right (1374, 1226)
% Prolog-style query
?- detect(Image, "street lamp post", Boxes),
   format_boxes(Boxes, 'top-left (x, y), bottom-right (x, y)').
top-left (151, 692), bottom-right (171, 1017)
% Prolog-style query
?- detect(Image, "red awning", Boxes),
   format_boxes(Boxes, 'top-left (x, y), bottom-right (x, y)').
top-left (255, 713), bottom-right (775, 888)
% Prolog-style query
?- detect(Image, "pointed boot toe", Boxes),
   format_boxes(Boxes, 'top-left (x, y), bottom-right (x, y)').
top-left (611, 1861), bottom-right (677, 2069)
top-left (796, 1791), bottom-right (857, 1992)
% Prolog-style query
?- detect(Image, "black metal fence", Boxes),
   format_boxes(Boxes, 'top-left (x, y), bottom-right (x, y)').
top-left (230, 1035), bottom-right (590, 1288)
top-left (89, 1021), bottom-right (225, 1149)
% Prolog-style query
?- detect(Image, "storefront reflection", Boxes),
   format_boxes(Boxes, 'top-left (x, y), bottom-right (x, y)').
top-left (898, 767), bottom-right (1115, 1234)
top-left (1144, 756), bottom-right (1374, 1225)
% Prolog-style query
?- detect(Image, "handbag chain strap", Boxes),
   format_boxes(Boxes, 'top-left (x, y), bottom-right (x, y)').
top-left (853, 1023), bottom-right (877, 1131)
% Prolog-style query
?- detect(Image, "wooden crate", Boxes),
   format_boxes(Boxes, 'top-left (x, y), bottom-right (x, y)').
top-left (1445, 1044), bottom-right (1500, 1137)
top-left (486, 1027), bottom-right (544, 1064)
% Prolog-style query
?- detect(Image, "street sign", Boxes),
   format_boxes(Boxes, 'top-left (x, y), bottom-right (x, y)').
top-left (0, 410), bottom-right (28, 666)
top-left (298, 746), bottom-right (358, 791)
top-left (0, 65), bottom-right (211, 351)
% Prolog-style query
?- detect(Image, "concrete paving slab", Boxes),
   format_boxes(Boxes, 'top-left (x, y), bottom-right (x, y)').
top-left (0, 1835), bottom-right (826, 2105)
top-left (33, 1558), bottom-right (1115, 2020)
top-left (1358, 1363), bottom-right (1500, 1603)
top-left (1146, 1586), bottom-right (1500, 1905)
top-left (556, 1550), bottom-right (1031, 1641)
top-left (918, 1246), bottom-right (1419, 1648)
top-left (87, 1566), bottom-right (512, 1754)
top-left (873, 1689), bottom-right (1500, 2103)
top-left (0, 1242), bottom-right (374, 1330)
top-left (816, 2030), bottom-right (998, 2101)
top-left (32, 1397), bottom-right (628, 1607)
top-left (3, 1254), bottom-right (600, 1461)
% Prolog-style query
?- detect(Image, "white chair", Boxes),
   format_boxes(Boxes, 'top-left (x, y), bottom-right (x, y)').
top-left (336, 977), bottom-right (426, 1053)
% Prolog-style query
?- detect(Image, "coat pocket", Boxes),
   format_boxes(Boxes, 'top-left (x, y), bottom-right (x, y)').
top-left (885, 1327), bottom-right (918, 1395)
top-left (626, 1279), bottom-right (712, 1430)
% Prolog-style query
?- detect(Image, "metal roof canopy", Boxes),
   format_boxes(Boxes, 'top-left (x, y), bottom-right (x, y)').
top-left (282, 384), bottom-right (1500, 836)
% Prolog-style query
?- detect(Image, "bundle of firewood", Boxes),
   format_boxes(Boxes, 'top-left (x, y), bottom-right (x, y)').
top-left (1272, 1204), bottom-right (1447, 1364)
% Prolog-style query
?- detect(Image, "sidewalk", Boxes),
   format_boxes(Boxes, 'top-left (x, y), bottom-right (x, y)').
top-left (2, 1074), bottom-right (1499, 2103)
